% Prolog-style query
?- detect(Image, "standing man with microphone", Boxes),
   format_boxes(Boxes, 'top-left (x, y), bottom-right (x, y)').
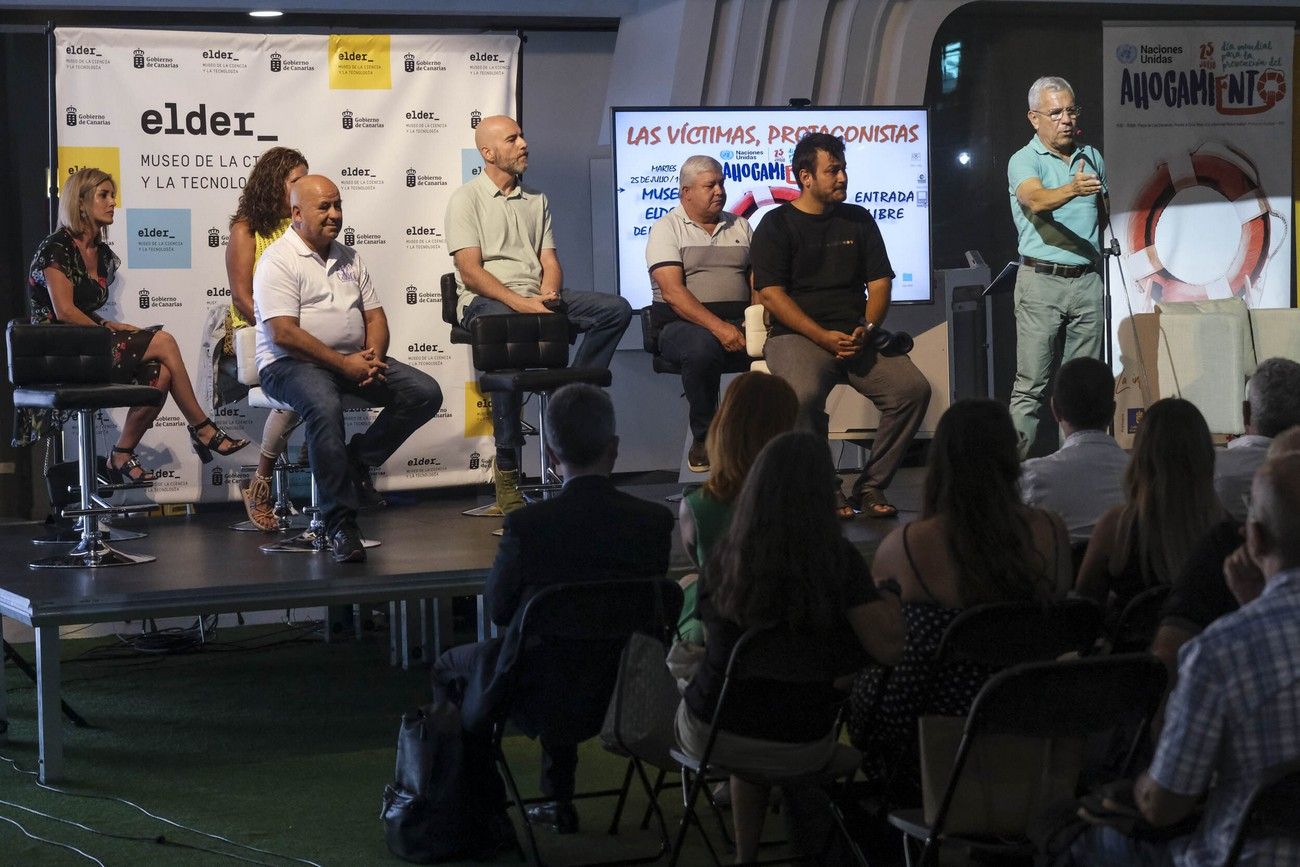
top-left (1008, 75), bottom-right (1107, 458)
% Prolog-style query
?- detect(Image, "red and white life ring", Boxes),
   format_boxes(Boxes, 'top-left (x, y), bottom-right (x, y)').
top-left (729, 185), bottom-right (799, 220)
top-left (1125, 141), bottom-right (1277, 305)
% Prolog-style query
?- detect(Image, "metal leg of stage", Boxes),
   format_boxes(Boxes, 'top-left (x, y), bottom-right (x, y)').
top-left (0, 618), bottom-right (6, 739)
top-left (2, 639), bottom-right (87, 729)
top-left (34, 626), bottom-right (63, 782)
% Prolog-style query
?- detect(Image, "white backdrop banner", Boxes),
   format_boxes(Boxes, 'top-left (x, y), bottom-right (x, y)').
top-left (1102, 24), bottom-right (1293, 338)
top-left (54, 27), bottom-right (517, 503)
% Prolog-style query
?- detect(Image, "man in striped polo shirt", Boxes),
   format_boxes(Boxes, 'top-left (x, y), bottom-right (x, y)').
top-left (645, 155), bottom-right (754, 471)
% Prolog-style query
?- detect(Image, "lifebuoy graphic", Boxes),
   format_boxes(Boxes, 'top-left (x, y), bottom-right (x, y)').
top-left (729, 185), bottom-right (799, 219)
top-left (1125, 141), bottom-right (1286, 306)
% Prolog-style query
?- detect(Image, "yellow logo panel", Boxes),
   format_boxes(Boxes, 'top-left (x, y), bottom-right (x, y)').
top-left (464, 381), bottom-right (494, 438)
top-left (329, 34), bottom-right (391, 90)
top-left (57, 146), bottom-right (122, 206)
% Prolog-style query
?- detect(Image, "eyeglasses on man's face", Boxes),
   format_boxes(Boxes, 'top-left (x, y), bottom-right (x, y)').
top-left (1032, 105), bottom-right (1082, 121)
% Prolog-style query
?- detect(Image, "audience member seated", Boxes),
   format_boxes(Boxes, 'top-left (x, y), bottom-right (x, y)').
top-left (208, 147), bottom-right (314, 530)
top-left (847, 398), bottom-right (1071, 804)
top-left (677, 371), bottom-right (797, 643)
top-left (1064, 453), bottom-right (1300, 867)
top-left (16, 167), bottom-right (249, 476)
top-left (253, 175), bottom-right (442, 563)
top-left (1214, 357), bottom-right (1300, 522)
top-left (1075, 398), bottom-right (1225, 610)
top-left (433, 384), bottom-right (674, 836)
top-left (645, 154), bottom-right (755, 472)
top-left (1020, 356), bottom-right (1127, 544)
top-left (1152, 427), bottom-right (1300, 688)
top-left (675, 430), bottom-right (905, 863)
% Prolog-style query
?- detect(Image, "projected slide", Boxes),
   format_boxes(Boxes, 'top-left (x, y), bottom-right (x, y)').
top-left (611, 107), bottom-right (932, 310)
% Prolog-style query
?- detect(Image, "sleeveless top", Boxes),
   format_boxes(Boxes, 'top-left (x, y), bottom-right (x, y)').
top-left (677, 488), bottom-right (734, 644)
top-left (224, 218), bottom-right (291, 352)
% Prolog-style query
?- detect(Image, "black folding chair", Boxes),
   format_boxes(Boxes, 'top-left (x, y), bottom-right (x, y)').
top-left (668, 624), bottom-right (869, 867)
top-left (887, 654), bottom-right (1167, 867)
top-left (859, 598), bottom-right (1104, 810)
top-left (490, 577), bottom-right (684, 867)
top-left (1223, 754), bottom-right (1300, 866)
top-left (1109, 584), bottom-right (1171, 654)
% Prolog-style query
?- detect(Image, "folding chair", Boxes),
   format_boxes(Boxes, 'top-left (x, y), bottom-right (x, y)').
top-left (887, 654), bottom-right (1167, 867)
top-left (1223, 754), bottom-right (1300, 866)
top-left (857, 598), bottom-right (1104, 811)
top-left (490, 577), bottom-right (684, 867)
top-left (669, 623), bottom-right (869, 867)
top-left (1109, 584), bottom-right (1171, 654)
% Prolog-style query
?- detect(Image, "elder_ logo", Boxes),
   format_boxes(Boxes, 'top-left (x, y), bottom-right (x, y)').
top-left (133, 49), bottom-right (145, 69)
top-left (139, 289), bottom-right (151, 309)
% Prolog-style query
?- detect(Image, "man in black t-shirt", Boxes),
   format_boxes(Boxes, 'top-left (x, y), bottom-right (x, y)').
top-left (751, 133), bottom-right (930, 517)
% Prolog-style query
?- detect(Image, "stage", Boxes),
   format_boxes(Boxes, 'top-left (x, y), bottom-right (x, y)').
top-left (0, 471), bottom-right (918, 783)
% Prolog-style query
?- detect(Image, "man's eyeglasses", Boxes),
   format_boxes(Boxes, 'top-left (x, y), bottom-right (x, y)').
top-left (1032, 105), bottom-right (1082, 121)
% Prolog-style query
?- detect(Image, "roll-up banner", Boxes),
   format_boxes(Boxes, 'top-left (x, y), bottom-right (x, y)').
top-left (53, 28), bottom-right (518, 503)
top-left (1102, 23), bottom-right (1293, 361)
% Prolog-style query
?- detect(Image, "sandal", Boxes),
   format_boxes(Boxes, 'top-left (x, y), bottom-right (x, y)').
top-left (857, 486), bottom-right (899, 519)
top-left (835, 488), bottom-right (859, 520)
top-left (188, 418), bottom-right (251, 463)
top-left (107, 446), bottom-right (157, 484)
top-left (241, 473), bottom-right (279, 532)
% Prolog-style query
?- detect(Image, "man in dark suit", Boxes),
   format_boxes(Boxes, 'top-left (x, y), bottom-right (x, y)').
top-left (433, 383), bottom-right (675, 833)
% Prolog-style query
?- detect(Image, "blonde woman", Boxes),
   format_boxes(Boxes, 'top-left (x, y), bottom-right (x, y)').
top-left (19, 168), bottom-right (248, 478)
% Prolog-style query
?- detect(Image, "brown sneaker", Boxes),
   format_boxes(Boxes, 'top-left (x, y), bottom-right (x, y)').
top-left (493, 466), bottom-right (526, 515)
top-left (241, 473), bottom-right (279, 531)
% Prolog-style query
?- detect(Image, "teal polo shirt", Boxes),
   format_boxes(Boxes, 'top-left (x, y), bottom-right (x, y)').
top-left (1007, 136), bottom-right (1105, 266)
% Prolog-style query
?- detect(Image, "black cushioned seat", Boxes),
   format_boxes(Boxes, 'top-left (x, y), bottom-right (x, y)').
top-left (439, 273), bottom-right (611, 500)
top-left (7, 321), bottom-right (164, 568)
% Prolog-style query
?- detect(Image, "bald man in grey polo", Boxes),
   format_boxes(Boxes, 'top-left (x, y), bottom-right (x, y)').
top-left (647, 197), bottom-right (753, 464)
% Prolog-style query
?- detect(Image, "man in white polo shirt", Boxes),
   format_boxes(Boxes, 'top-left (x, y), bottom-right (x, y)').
top-left (645, 155), bottom-right (754, 471)
top-left (254, 175), bottom-right (443, 562)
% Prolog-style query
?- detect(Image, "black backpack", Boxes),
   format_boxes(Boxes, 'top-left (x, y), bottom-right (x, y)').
top-left (381, 701), bottom-right (511, 863)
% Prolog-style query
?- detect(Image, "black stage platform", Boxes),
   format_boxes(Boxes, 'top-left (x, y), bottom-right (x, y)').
top-left (0, 471), bottom-right (917, 782)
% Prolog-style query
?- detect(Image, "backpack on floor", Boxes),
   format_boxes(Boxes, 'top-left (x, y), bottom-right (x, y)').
top-left (381, 701), bottom-right (508, 863)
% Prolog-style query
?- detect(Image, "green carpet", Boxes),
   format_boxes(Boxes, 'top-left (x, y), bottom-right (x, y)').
top-left (0, 623), bottom-right (770, 866)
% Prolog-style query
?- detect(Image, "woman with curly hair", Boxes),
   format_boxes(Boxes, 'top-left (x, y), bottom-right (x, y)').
top-left (20, 168), bottom-right (249, 477)
top-left (213, 147), bottom-right (308, 529)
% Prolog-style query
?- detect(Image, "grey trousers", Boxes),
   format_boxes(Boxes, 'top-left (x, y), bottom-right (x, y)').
top-left (764, 333), bottom-right (931, 498)
top-left (1009, 267), bottom-right (1104, 459)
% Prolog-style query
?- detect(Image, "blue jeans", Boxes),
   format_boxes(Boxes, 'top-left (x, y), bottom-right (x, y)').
top-left (463, 290), bottom-right (631, 452)
top-left (1065, 826), bottom-right (1175, 867)
top-left (657, 319), bottom-right (751, 441)
top-left (258, 356), bottom-right (442, 531)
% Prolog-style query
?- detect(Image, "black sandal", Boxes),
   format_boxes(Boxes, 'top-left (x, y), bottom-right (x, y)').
top-left (857, 487), bottom-right (899, 519)
top-left (107, 446), bottom-right (157, 484)
top-left (188, 418), bottom-right (250, 464)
